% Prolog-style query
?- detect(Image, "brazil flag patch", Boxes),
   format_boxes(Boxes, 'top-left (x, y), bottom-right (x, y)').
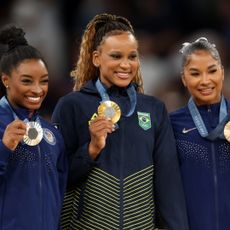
top-left (137, 112), bottom-right (151, 130)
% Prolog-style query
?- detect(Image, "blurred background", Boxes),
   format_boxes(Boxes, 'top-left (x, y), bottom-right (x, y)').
top-left (1, 0), bottom-right (230, 120)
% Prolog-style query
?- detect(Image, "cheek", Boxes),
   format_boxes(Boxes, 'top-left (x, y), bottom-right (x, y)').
top-left (43, 85), bottom-right (49, 94)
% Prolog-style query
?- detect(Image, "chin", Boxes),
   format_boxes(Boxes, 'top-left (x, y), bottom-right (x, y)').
top-left (115, 81), bottom-right (131, 88)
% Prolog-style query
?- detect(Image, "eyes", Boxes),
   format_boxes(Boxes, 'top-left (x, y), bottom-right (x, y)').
top-left (21, 76), bottom-right (49, 85)
top-left (109, 52), bottom-right (138, 61)
top-left (189, 68), bottom-right (218, 77)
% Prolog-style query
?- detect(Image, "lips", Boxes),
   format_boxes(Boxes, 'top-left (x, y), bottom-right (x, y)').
top-left (198, 87), bottom-right (214, 95)
top-left (116, 72), bottom-right (130, 79)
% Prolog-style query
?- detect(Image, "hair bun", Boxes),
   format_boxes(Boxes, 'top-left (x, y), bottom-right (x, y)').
top-left (0, 25), bottom-right (28, 51)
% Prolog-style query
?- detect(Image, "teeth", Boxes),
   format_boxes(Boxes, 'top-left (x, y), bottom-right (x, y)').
top-left (27, 97), bottom-right (41, 102)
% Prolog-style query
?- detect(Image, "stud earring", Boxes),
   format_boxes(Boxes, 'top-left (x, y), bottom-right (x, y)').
top-left (6, 85), bottom-right (9, 89)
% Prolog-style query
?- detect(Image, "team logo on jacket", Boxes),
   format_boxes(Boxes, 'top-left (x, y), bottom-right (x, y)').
top-left (137, 112), bottom-right (151, 130)
top-left (43, 128), bottom-right (56, 145)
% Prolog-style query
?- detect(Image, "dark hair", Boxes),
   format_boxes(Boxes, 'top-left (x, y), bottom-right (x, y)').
top-left (71, 13), bottom-right (143, 93)
top-left (0, 25), bottom-right (47, 75)
top-left (179, 37), bottom-right (222, 71)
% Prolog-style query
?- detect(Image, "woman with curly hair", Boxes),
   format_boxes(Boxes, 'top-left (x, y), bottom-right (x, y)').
top-left (52, 13), bottom-right (188, 229)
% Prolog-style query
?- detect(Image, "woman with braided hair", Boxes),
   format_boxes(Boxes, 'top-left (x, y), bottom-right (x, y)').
top-left (170, 37), bottom-right (230, 229)
top-left (52, 13), bottom-right (189, 229)
top-left (0, 25), bottom-right (67, 230)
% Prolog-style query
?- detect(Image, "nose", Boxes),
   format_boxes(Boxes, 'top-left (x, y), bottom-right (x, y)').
top-left (200, 73), bottom-right (211, 84)
top-left (120, 58), bottom-right (130, 68)
top-left (31, 83), bottom-right (43, 94)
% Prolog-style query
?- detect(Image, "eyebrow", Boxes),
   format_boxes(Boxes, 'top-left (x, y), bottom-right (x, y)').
top-left (20, 74), bottom-right (49, 78)
top-left (189, 64), bottom-right (217, 71)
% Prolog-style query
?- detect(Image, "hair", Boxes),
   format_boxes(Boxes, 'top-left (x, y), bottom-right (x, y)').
top-left (179, 37), bottom-right (222, 72)
top-left (71, 13), bottom-right (144, 93)
top-left (0, 25), bottom-right (47, 76)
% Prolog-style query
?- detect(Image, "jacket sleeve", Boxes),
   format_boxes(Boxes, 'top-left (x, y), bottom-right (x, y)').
top-left (56, 133), bottom-right (68, 200)
top-left (154, 103), bottom-right (189, 230)
top-left (0, 122), bottom-right (13, 179)
top-left (0, 141), bottom-right (12, 177)
top-left (51, 97), bottom-right (96, 189)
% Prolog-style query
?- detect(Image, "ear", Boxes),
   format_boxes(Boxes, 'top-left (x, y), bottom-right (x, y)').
top-left (1, 74), bottom-right (10, 88)
top-left (181, 73), bottom-right (187, 87)
top-left (92, 50), bottom-right (100, 68)
top-left (221, 66), bottom-right (225, 81)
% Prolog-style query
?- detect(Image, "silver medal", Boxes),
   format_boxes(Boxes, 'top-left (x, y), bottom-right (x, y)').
top-left (23, 121), bottom-right (43, 146)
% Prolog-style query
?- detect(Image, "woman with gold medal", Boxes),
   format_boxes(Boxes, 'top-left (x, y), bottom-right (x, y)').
top-left (52, 13), bottom-right (189, 229)
top-left (170, 37), bottom-right (230, 230)
top-left (0, 25), bottom-right (67, 230)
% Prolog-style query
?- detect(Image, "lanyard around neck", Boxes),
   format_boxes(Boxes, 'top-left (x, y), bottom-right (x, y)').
top-left (188, 95), bottom-right (228, 140)
top-left (95, 79), bottom-right (137, 117)
top-left (0, 96), bottom-right (40, 123)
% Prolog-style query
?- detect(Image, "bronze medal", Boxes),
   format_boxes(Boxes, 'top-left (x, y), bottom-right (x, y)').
top-left (98, 100), bottom-right (121, 124)
top-left (224, 121), bottom-right (230, 142)
top-left (23, 121), bottom-right (43, 146)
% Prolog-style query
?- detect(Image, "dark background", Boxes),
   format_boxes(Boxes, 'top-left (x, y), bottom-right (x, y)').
top-left (1, 0), bottom-right (230, 120)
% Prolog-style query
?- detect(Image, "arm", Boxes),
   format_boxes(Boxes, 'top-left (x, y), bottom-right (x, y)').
top-left (51, 97), bottom-right (97, 189)
top-left (0, 120), bottom-right (26, 177)
top-left (154, 103), bottom-right (189, 230)
top-left (56, 134), bottom-right (68, 200)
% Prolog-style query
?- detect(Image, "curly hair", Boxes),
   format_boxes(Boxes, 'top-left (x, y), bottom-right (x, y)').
top-left (71, 13), bottom-right (143, 93)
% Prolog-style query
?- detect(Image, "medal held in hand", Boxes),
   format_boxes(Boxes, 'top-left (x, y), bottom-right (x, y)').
top-left (98, 100), bottom-right (121, 124)
top-left (23, 121), bottom-right (43, 146)
top-left (224, 121), bottom-right (230, 142)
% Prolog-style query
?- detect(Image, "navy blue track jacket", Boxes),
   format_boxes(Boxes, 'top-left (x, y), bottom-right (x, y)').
top-left (170, 99), bottom-right (230, 230)
top-left (52, 80), bottom-right (189, 230)
top-left (0, 96), bottom-right (67, 230)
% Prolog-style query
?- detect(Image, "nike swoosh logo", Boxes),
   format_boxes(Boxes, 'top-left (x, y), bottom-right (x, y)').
top-left (182, 127), bottom-right (197, 134)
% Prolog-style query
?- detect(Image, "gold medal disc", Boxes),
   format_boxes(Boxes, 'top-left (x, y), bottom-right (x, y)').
top-left (98, 101), bottom-right (121, 124)
top-left (23, 121), bottom-right (43, 146)
top-left (224, 121), bottom-right (230, 142)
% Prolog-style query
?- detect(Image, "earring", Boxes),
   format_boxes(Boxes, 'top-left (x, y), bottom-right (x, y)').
top-left (6, 85), bottom-right (9, 89)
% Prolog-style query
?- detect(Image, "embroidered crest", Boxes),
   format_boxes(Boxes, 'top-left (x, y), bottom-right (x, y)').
top-left (43, 128), bottom-right (56, 145)
top-left (137, 112), bottom-right (151, 130)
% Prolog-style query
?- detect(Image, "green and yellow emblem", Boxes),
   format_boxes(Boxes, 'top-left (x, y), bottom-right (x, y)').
top-left (137, 112), bottom-right (151, 130)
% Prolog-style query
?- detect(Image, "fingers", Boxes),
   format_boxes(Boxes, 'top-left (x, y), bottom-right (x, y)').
top-left (89, 116), bottom-right (115, 136)
top-left (2, 119), bottom-right (27, 151)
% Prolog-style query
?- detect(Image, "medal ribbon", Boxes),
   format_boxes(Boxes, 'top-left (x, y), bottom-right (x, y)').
top-left (0, 96), bottom-right (40, 123)
top-left (0, 96), bottom-right (43, 145)
top-left (95, 79), bottom-right (137, 117)
top-left (188, 95), bottom-right (229, 140)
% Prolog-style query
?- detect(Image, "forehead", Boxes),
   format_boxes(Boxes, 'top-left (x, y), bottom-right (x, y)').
top-left (13, 59), bottom-right (48, 74)
top-left (100, 32), bottom-right (138, 50)
top-left (185, 50), bottom-right (219, 67)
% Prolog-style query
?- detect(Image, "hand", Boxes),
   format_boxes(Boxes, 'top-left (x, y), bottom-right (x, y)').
top-left (2, 119), bottom-right (27, 151)
top-left (88, 116), bottom-right (115, 160)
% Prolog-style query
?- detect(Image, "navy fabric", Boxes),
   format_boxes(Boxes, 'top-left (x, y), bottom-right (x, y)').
top-left (0, 97), bottom-right (68, 230)
top-left (52, 80), bottom-right (189, 229)
top-left (170, 99), bottom-right (230, 230)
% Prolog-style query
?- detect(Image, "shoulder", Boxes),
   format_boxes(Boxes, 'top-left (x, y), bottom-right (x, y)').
top-left (0, 107), bottom-right (13, 127)
top-left (169, 107), bottom-right (189, 124)
top-left (137, 93), bottom-right (166, 110)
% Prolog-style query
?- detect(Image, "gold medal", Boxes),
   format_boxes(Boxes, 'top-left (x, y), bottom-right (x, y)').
top-left (23, 121), bottom-right (43, 146)
top-left (98, 100), bottom-right (121, 124)
top-left (224, 121), bottom-right (230, 142)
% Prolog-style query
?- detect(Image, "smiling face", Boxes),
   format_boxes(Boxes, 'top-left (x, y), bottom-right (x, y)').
top-left (182, 50), bottom-right (224, 106)
top-left (92, 32), bottom-right (139, 88)
top-left (2, 59), bottom-right (48, 111)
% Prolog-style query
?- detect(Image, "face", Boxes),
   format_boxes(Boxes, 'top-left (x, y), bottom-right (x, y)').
top-left (2, 59), bottom-right (48, 111)
top-left (92, 32), bottom-right (139, 88)
top-left (182, 50), bottom-right (224, 106)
